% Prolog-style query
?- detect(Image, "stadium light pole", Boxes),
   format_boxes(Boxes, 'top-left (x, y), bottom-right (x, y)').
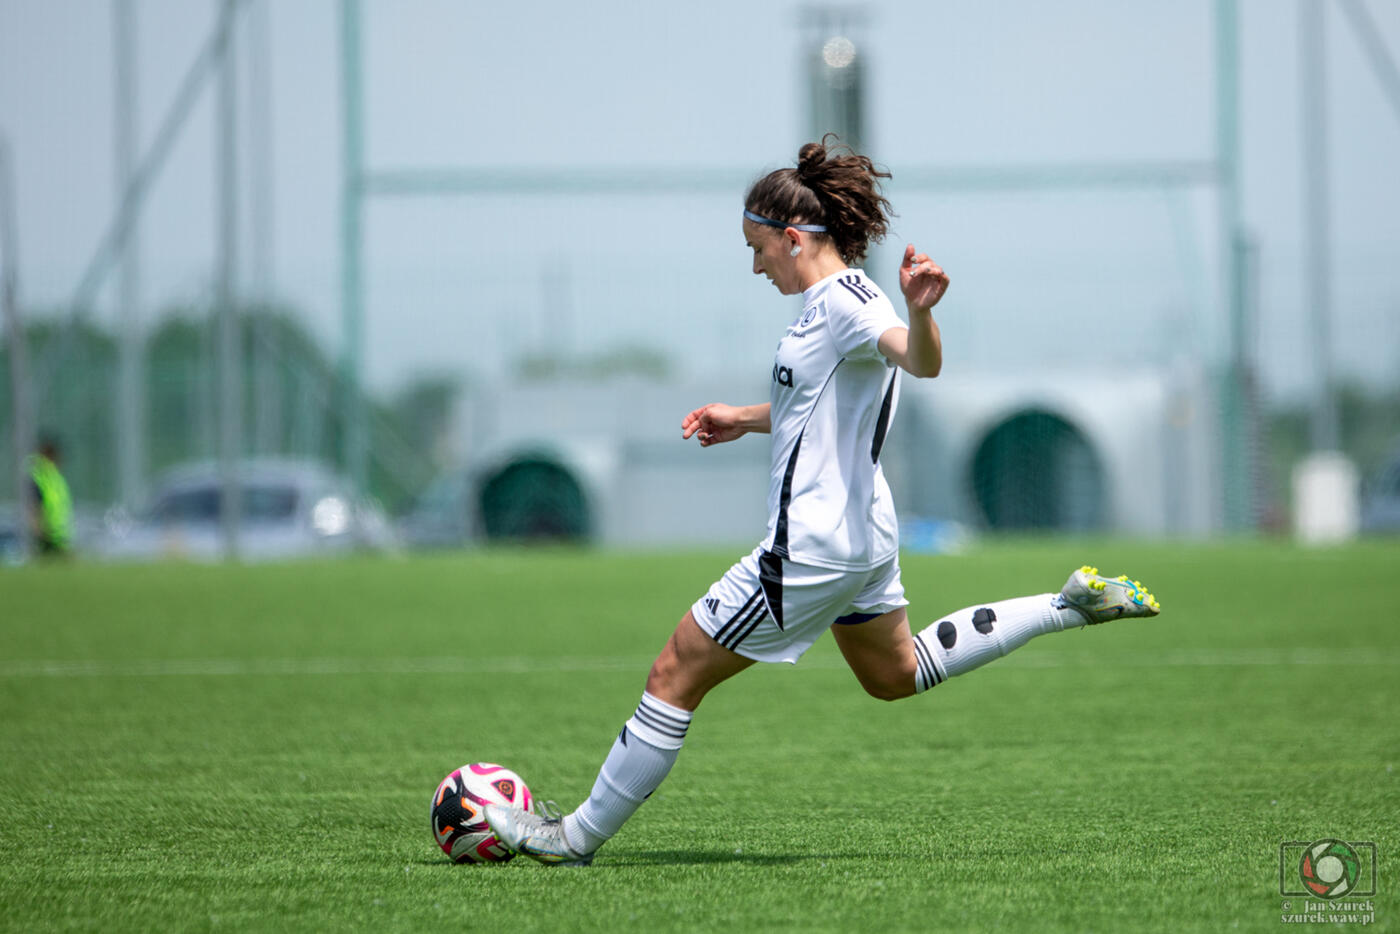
top-left (802, 5), bottom-right (867, 155)
top-left (1, 133), bottom-right (33, 562)
top-left (803, 6), bottom-right (886, 323)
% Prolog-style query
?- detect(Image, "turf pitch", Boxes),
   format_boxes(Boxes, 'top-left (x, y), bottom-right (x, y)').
top-left (1, 540), bottom-right (1396, 932)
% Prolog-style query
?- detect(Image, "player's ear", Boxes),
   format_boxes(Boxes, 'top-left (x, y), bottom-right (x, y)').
top-left (785, 228), bottom-right (803, 258)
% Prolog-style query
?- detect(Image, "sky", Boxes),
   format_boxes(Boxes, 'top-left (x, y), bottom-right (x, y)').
top-left (1, 0), bottom-right (1398, 403)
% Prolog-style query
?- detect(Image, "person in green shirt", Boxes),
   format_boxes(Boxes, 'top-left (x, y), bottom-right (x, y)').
top-left (27, 436), bottom-right (73, 556)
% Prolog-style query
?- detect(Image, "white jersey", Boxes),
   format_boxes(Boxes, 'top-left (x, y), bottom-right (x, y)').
top-left (760, 268), bottom-right (906, 571)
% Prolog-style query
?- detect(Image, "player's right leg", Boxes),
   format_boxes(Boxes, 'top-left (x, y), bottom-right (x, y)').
top-left (484, 610), bottom-right (752, 865)
top-left (645, 606), bottom-right (757, 709)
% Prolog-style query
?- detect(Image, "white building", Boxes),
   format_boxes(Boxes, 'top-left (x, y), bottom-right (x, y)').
top-left (411, 366), bottom-right (1222, 547)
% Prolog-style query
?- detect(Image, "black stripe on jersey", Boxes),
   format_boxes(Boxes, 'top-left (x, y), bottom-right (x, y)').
top-left (837, 273), bottom-right (877, 304)
top-left (837, 278), bottom-right (868, 304)
top-left (771, 435), bottom-right (803, 559)
top-left (713, 588), bottom-right (762, 644)
top-left (870, 368), bottom-right (898, 464)
top-left (758, 550), bottom-right (785, 631)
top-left (772, 360), bottom-right (844, 559)
top-left (724, 607), bottom-right (769, 650)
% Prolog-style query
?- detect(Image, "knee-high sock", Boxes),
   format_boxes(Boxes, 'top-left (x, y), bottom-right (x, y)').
top-left (563, 691), bottom-right (691, 854)
top-left (910, 594), bottom-right (1085, 692)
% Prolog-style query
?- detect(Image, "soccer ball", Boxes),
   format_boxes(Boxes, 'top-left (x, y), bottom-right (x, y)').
top-left (430, 762), bottom-right (533, 863)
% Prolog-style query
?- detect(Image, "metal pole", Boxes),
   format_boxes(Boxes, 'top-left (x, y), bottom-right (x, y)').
top-left (1301, 0), bottom-right (1338, 451)
top-left (0, 134), bottom-right (33, 562)
top-left (249, 0), bottom-right (279, 455)
top-left (1338, 0), bottom-right (1400, 128)
top-left (1216, 0), bottom-right (1250, 529)
top-left (217, 0), bottom-right (242, 559)
top-left (114, 0), bottom-right (145, 507)
top-left (1239, 233), bottom-right (1263, 530)
top-left (40, 0), bottom-right (242, 406)
top-left (340, 0), bottom-right (367, 498)
top-left (1217, 0), bottom-right (1241, 354)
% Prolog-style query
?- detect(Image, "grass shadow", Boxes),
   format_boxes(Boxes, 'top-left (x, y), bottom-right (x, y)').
top-left (414, 849), bottom-right (837, 869)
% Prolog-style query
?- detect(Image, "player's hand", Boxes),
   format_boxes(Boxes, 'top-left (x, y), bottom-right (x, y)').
top-left (899, 243), bottom-right (949, 313)
top-left (682, 403), bottom-right (748, 447)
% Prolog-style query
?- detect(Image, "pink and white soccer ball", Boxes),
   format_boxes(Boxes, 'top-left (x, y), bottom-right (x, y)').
top-left (430, 762), bottom-right (533, 863)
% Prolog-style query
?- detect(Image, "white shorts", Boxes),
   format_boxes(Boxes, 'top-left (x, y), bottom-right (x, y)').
top-left (691, 546), bottom-right (908, 665)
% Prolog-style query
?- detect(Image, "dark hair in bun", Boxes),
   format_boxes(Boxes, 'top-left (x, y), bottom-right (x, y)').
top-left (745, 134), bottom-right (893, 264)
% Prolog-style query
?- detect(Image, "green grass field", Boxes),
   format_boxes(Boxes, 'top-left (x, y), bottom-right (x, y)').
top-left (2, 540), bottom-right (1396, 932)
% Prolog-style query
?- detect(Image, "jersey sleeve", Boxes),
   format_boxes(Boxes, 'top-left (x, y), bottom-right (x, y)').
top-left (827, 284), bottom-right (906, 362)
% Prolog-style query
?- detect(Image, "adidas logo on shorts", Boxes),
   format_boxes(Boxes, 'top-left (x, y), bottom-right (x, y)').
top-left (703, 597), bottom-right (720, 616)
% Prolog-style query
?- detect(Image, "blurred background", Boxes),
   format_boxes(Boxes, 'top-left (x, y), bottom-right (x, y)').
top-left (1, 0), bottom-right (1398, 561)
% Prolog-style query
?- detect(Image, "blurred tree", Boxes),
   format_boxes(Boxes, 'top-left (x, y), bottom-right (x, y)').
top-left (0, 318), bottom-right (117, 503)
top-left (2, 305), bottom-right (441, 512)
top-left (389, 375), bottom-right (459, 469)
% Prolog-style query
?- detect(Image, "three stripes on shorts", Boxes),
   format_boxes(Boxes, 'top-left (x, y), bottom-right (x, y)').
top-left (712, 587), bottom-right (769, 651)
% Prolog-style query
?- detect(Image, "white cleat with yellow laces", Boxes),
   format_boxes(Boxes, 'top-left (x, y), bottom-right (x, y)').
top-left (1057, 565), bottom-right (1162, 625)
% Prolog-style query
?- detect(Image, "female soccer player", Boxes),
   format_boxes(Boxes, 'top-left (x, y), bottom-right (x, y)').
top-left (485, 139), bottom-right (1161, 865)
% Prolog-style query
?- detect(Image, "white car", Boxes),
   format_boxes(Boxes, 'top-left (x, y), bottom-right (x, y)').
top-left (98, 459), bottom-right (397, 561)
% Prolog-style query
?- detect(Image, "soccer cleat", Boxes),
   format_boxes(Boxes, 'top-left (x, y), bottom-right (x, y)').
top-left (1057, 565), bottom-right (1161, 625)
top-left (483, 801), bottom-right (595, 866)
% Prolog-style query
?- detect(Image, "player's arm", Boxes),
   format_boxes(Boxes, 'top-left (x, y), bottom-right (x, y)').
top-left (681, 402), bottom-right (771, 447)
top-left (878, 243), bottom-right (948, 379)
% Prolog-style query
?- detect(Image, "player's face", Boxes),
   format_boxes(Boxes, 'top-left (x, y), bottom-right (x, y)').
top-left (743, 219), bottom-right (800, 296)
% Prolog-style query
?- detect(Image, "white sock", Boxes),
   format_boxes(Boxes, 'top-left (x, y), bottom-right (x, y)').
top-left (911, 594), bottom-right (1085, 691)
top-left (563, 691), bottom-right (691, 854)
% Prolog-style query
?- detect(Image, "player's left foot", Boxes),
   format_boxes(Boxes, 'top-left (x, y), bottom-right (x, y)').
top-left (1057, 565), bottom-right (1161, 625)
top-left (483, 802), bottom-right (594, 866)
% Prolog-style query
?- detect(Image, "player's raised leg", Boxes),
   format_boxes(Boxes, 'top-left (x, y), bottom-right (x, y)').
top-left (828, 608), bottom-right (919, 700)
top-left (909, 566), bottom-right (1160, 690)
top-left (484, 610), bottom-right (752, 865)
top-left (834, 568), bottom-right (1161, 696)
